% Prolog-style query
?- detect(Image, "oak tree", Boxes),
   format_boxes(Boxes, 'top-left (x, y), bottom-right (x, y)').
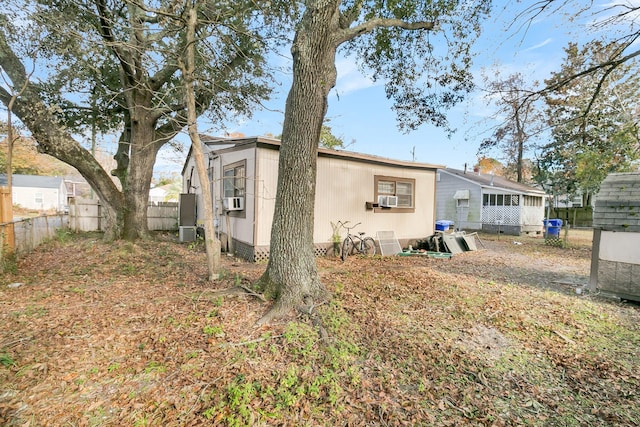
top-left (256, 0), bottom-right (491, 323)
top-left (478, 72), bottom-right (543, 183)
top-left (0, 0), bottom-right (273, 240)
top-left (538, 41), bottom-right (640, 197)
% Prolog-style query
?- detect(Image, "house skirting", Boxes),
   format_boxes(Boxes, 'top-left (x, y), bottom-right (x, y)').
top-left (229, 240), bottom-right (332, 263)
top-left (482, 223), bottom-right (521, 235)
top-left (590, 229), bottom-right (640, 301)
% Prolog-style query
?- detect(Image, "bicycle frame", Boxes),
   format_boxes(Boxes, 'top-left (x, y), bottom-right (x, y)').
top-left (338, 221), bottom-right (376, 260)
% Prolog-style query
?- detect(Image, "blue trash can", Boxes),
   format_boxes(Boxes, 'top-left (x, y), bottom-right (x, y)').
top-left (543, 219), bottom-right (562, 237)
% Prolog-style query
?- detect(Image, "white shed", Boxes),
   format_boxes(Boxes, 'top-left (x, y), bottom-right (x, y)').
top-left (589, 172), bottom-right (640, 301)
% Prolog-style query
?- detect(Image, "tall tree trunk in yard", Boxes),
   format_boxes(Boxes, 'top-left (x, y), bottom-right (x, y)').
top-left (122, 113), bottom-right (160, 240)
top-left (183, 2), bottom-right (221, 281)
top-left (2, 2), bottom-right (274, 242)
top-left (256, 1), bottom-right (341, 324)
top-left (256, 0), bottom-right (442, 324)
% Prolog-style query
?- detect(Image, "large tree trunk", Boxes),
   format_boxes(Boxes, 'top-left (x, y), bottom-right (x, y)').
top-left (122, 114), bottom-right (159, 240)
top-left (256, 1), bottom-right (340, 324)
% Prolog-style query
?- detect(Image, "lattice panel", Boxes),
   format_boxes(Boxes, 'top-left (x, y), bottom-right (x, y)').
top-left (231, 244), bottom-right (330, 263)
top-left (482, 206), bottom-right (520, 225)
top-left (376, 231), bottom-right (402, 256)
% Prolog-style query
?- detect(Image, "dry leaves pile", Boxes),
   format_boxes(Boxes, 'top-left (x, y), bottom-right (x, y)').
top-left (1, 231), bottom-right (639, 426)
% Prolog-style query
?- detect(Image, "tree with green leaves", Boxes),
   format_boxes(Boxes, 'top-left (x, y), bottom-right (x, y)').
top-left (320, 123), bottom-right (350, 149)
top-left (255, 0), bottom-right (491, 323)
top-left (537, 41), bottom-right (640, 198)
top-left (0, 0), bottom-right (274, 240)
top-left (478, 72), bottom-right (543, 183)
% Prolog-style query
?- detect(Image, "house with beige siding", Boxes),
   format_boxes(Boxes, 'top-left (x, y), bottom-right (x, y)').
top-left (181, 136), bottom-right (441, 261)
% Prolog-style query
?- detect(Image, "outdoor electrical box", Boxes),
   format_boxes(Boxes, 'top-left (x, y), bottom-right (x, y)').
top-left (179, 193), bottom-right (196, 226)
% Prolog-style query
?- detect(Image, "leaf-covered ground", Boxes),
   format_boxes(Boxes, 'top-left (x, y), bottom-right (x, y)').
top-left (1, 230), bottom-right (639, 426)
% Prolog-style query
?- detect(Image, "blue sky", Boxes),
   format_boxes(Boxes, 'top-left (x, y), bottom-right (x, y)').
top-left (153, 1), bottom-right (634, 175)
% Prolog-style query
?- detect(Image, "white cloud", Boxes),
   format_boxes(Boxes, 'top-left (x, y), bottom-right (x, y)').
top-left (523, 38), bottom-right (554, 52)
top-left (332, 58), bottom-right (382, 97)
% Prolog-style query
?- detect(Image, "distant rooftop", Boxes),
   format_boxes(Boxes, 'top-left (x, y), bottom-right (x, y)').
top-left (442, 168), bottom-right (545, 195)
top-left (0, 174), bottom-right (64, 189)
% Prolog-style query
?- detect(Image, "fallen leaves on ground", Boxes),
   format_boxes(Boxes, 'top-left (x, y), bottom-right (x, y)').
top-left (1, 231), bottom-right (639, 426)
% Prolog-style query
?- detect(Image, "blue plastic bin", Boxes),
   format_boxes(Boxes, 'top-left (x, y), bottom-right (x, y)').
top-left (435, 220), bottom-right (454, 231)
top-left (543, 219), bottom-right (563, 237)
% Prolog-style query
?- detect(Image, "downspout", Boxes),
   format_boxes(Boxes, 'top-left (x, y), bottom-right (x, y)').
top-left (209, 154), bottom-right (218, 240)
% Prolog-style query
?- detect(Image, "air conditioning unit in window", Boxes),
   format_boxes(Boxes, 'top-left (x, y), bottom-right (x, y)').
top-left (223, 196), bottom-right (244, 211)
top-left (377, 195), bottom-right (398, 208)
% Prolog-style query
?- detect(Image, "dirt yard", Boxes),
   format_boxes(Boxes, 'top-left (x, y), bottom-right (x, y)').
top-left (2, 228), bottom-right (638, 426)
top-left (430, 230), bottom-right (593, 296)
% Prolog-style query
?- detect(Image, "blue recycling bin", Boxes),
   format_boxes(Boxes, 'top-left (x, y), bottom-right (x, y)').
top-left (435, 220), bottom-right (454, 231)
top-left (543, 219), bottom-right (563, 237)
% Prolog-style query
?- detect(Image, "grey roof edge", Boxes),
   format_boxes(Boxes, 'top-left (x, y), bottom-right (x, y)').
top-left (439, 168), bottom-right (546, 196)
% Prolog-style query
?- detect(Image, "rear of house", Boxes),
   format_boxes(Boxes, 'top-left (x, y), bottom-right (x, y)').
top-left (181, 137), bottom-right (441, 261)
top-left (435, 168), bottom-right (545, 235)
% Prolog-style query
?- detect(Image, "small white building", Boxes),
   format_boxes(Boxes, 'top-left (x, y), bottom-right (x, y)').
top-left (1, 174), bottom-right (68, 212)
top-left (149, 183), bottom-right (178, 204)
top-left (181, 136), bottom-right (442, 261)
top-left (435, 168), bottom-right (546, 235)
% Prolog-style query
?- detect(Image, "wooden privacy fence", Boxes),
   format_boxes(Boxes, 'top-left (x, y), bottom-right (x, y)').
top-left (1, 199), bottom-right (178, 267)
top-left (1, 214), bottom-right (68, 264)
top-left (68, 198), bottom-right (178, 232)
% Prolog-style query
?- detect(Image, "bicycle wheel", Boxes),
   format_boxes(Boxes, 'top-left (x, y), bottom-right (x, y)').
top-left (341, 237), bottom-right (354, 261)
top-left (362, 237), bottom-right (376, 256)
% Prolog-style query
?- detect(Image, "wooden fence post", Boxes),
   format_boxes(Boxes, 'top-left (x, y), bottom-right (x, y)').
top-left (0, 186), bottom-right (15, 252)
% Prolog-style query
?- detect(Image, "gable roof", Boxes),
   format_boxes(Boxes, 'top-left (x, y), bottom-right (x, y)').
top-left (0, 174), bottom-right (64, 189)
top-left (440, 168), bottom-right (545, 196)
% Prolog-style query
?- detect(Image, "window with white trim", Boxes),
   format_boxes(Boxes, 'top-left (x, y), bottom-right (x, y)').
top-left (483, 193), bottom-right (521, 206)
top-left (457, 198), bottom-right (469, 208)
top-left (223, 161), bottom-right (245, 199)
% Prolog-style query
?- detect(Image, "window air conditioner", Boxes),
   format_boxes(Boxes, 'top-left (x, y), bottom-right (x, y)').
top-left (377, 195), bottom-right (398, 208)
top-left (223, 196), bottom-right (244, 211)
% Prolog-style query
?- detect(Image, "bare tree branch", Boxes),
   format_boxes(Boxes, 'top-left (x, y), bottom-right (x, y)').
top-left (334, 18), bottom-right (435, 46)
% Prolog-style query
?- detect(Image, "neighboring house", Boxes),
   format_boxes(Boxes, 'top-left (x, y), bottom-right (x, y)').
top-left (546, 191), bottom-right (595, 228)
top-left (589, 172), bottom-right (640, 301)
top-left (181, 136), bottom-right (442, 261)
top-left (546, 194), bottom-right (592, 209)
top-left (435, 168), bottom-right (546, 235)
top-left (149, 183), bottom-right (178, 204)
top-left (0, 174), bottom-right (68, 212)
